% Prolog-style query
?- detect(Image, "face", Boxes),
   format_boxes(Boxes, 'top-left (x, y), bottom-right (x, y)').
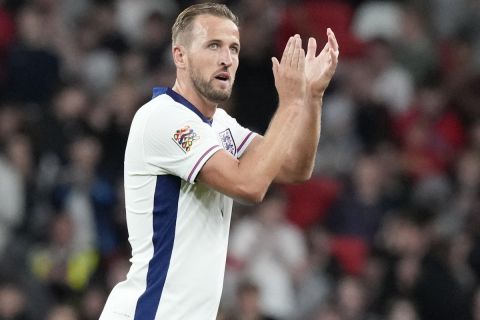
top-left (182, 15), bottom-right (240, 103)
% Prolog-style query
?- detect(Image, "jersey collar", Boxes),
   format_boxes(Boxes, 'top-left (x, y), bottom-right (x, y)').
top-left (152, 87), bottom-right (213, 126)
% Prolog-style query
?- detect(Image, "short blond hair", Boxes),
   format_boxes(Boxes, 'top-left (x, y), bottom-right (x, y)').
top-left (172, 3), bottom-right (239, 45)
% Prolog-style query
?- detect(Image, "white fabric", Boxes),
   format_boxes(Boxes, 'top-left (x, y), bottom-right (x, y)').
top-left (100, 89), bottom-right (256, 320)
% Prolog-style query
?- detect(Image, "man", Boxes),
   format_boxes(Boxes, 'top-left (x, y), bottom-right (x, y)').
top-left (100, 3), bottom-right (338, 319)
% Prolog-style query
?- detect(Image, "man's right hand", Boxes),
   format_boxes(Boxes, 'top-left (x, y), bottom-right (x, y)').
top-left (271, 35), bottom-right (306, 108)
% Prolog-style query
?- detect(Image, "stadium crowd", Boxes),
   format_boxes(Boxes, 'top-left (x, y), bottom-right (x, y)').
top-left (0, 0), bottom-right (479, 319)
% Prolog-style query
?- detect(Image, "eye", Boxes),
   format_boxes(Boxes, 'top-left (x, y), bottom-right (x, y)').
top-left (230, 46), bottom-right (239, 54)
top-left (208, 43), bottom-right (219, 50)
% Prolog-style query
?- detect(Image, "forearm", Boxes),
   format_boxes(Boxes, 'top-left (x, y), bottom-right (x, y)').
top-left (276, 27), bottom-right (339, 182)
top-left (278, 93), bottom-right (323, 182)
top-left (198, 35), bottom-right (308, 203)
top-left (238, 103), bottom-right (301, 198)
top-left (198, 102), bottom-right (302, 204)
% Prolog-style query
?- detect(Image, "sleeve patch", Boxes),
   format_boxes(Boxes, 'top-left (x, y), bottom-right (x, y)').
top-left (172, 125), bottom-right (200, 153)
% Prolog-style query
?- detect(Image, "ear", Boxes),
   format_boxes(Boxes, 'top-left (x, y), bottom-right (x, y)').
top-left (172, 45), bottom-right (187, 69)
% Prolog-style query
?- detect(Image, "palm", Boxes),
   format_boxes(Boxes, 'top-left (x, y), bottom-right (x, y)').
top-left (305, 29), bottom-right (339, 97)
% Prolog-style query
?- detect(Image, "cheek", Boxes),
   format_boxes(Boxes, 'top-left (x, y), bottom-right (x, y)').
top-left (231, 58), bottom-right (239, 74)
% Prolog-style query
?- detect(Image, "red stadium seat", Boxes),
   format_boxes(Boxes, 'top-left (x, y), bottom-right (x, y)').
top-left (281, 177), bottom-right (341, 229)
top-left (330, 236), bottom-right (368, 275)
top-left (276, 0), bottom-right (364, 58)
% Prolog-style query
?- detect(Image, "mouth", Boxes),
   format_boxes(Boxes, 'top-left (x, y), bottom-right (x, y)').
top-left (213, 72), bottom-right (230, 83)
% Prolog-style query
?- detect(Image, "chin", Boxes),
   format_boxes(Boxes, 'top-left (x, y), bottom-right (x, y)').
top-left (210, 93), bottom-right (230, 103)
top-left (208, 88), bottom-right (231, 103)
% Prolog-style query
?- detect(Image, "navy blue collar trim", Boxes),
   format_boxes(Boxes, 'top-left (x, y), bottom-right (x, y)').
top-left (152, 87), bottom-right (213, 126)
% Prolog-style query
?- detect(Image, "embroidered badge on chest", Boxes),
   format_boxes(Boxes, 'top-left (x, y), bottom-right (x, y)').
top-left (219, 129), bottom-right (236, 156)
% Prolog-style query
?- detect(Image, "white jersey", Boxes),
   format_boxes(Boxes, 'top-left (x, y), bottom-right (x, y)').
top-left (100, 87), bottom-right (256, 320)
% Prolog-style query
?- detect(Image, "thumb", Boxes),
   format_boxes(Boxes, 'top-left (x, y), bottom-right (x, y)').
top-left (272, 57), bottom-right (279, 78)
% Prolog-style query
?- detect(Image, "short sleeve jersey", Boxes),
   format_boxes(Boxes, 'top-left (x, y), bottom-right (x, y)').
top-left (100, 87), bottom-right (256, 320)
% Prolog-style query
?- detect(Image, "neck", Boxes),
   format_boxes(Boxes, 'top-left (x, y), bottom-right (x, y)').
top-left (172, 79), bottom-right (217, 120)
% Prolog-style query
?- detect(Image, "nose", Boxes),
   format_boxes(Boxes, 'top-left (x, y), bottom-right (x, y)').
top-left (219, 48), bottom-right (233, 67)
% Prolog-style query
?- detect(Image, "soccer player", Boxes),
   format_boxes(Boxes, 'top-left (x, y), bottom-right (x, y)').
top-left (100, 2), bottom-right (338, 319)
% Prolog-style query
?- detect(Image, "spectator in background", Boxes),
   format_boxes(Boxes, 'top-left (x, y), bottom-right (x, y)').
top-left (91, 80), bottom-right (143, 179)
top-left (395, 82), bottom-right (465, 182)
top-left (73, 15), bottom-right (118, 95)
top-left (385, 298), bottom-right (419, 320)
top-left (326, 154), bottom-right (390, 245)
top-left (366, 37), bottom-right (414, 115)
top-left (4, 4), bottom-right (60, 106)
top-left (345, 60), bottom-right (393, 151)
top-left (141, 11), bottom-right (171, 71)
top-left (228, 280), bottom-right (274, 320)
top-left (352, 1), bottom-right (403, 43)
top-left (414, 234), bottom-right (473, 320)
top-left (0, 145), bottom-right (24, 257)
top-left (310, 305), bottom-right (342, 320)
top-left (37, 84), bottom-right (91, 165)
top-left (79, 285), bottom-right (108, 320)
top-left (115, 0), bottom-right (176, 43)
top-left (53, 135), bottom-right (117, 256)
top-left (334, 275), bottom-right (375, 320)
top-left (29, 213), bottom-right (98, 302)
top-left (472, 287), bottom-right (480, 320)
top-left (2, 133), bottom-right (37, 252)
top-left (231, 0), bottom-right (279, 133)
top-left (314, 70), bottom-right (359, 176)
top-left (0, 0), bottom-right (15, 97)
top-left (435, 150), bottom-right (480, 237)
top-left (228, 187), bottom-right (307, 319)
top-left (396, 5), bottom-right (438, 87)
top-left (0, 280), bottom-right (30, 320)
top-left (296, 226), bottom-right (341, 319)
top-left (45, 304), bottom-right (79, 320)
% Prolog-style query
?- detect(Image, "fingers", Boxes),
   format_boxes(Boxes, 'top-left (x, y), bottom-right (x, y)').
top-left (319, 42), bottom-right (329, 57)
top-left (273, 34), bottom-right (306, 105)
top-left (280, 36), bottom-right (293, 65)
top-left (292, 36), bottom-right (304, 69)
top-left (280, 35), bottom-right (304, 69)
top-left (305, 29), bottom-right (339, 61)
top-left (271, 57), bottom-right (279, 79)
top-left (327, 28), bottom-right (339, 57)
top-left (306, 37), bottom-right (317, 60)
top-left (298, 47), bottom-right (305, 71)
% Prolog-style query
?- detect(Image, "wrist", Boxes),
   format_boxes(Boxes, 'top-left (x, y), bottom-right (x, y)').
top-left (307, 91), bottom-right (323, 107)
top-left (307, 82), bottom-right (326, 100)
top-left (279, 97), bottom-right (304, 109)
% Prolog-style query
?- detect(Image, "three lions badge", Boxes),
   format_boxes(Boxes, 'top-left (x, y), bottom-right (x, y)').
top-left (218, 129), bottom-right (236, 156)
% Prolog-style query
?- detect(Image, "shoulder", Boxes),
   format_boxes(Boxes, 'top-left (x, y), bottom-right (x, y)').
top-left (136, 95), bottom-right (208, 130)
top-left (214, 108), bottom-right (236, 123)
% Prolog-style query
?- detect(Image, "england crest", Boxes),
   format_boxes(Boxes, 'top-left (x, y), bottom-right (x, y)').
top-left (219, 129), bottom-right (236, 156)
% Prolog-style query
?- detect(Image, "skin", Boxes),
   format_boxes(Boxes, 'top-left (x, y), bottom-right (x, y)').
top-left (256, 28), bottom-right (340, 182)
top-left (172, 15), bottom-right (240, 118)
top-left (171, 14), bottom-right (339, 203)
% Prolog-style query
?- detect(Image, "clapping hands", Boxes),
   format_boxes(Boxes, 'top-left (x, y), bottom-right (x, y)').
top-left (273, 29), bottom-right (339, 103)
top-left (305, 28), bottom-right (339, 98)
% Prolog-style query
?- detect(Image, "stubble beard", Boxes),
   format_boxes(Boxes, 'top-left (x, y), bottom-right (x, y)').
top-left (189, 67), bottom-right (232, 103)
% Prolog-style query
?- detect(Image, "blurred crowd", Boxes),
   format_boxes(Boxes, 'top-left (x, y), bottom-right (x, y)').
top-left (0, 0), bottom-right (479, 319)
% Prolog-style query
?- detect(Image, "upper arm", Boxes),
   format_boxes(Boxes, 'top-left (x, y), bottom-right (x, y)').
top-left (197, 149), bottom-right (258, 202)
